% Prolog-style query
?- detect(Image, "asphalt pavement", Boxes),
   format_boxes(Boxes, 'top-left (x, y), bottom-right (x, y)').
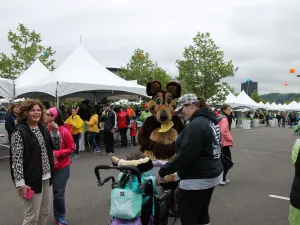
top-left (0, 126), bottom-right (296, 225)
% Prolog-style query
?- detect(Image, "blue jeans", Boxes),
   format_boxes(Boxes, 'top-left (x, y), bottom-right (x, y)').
top-left (53, 166), bottom-right (70, 222)
top-left (72, 134), bottom-right (80, 155)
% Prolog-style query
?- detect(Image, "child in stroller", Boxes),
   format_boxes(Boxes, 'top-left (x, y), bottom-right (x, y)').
top-left (94, 151), bottom-right (178, 225)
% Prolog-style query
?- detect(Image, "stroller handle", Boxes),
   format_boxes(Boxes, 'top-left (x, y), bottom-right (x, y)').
top-left (94, 165), bottom-right (142, 184)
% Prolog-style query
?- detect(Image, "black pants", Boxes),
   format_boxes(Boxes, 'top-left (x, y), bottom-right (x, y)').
top-left (131, 136), bottom-right (136, 146)
top-left (104, 130), bottom-right (114, 153)
top-left (72, 133), bottom-right (80, 155)
top-left (222, 146), bottom-right (232, 181)
top-left (177, 187), bottom-right (215, 225)
top-left (119, 128), bottom-right (128, 147)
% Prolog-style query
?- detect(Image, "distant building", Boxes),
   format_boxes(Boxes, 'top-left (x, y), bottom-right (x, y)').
top-left (241, 81), bottom-right (258, 96)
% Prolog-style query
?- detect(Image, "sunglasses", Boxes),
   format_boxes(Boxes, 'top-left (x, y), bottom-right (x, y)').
top-left (46, 112), bottom-right (54, 117)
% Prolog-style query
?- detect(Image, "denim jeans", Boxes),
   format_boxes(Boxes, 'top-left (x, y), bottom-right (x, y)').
top-left (72, 134), bottom-right (80, 155)
top-left (53, 166), bottom-right (70, 222)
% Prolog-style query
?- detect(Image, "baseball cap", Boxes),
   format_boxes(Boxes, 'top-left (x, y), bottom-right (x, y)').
top-left (175, 94), bottom-right (198, 112)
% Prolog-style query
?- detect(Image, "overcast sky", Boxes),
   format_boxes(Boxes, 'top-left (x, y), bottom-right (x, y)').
top-left (1, 0), bottom-right (300, 94)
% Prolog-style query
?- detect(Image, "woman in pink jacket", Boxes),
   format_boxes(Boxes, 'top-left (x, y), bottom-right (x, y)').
top-left (44, 107), bottom-right (75, 225)
top-left (217, 104), bottom-right (234, 186)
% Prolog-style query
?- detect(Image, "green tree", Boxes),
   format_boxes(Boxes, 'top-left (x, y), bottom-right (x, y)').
top-left (119, 48), bottom-right (172, 88)
top-left (176, 32), bottom-right (238, 103)
top-left (0, 23), bottom-right (56, 78)
top-left (223, 82), bottom-right (238, 96)
top-left (250, 89), bottom-right (262, 103)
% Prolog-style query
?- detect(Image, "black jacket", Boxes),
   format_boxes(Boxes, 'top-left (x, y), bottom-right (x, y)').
top-left (159, 109), bottom-right (223, 180)
top-left (5, 112), bottom-right (17, 135)
top-left (102, 110), bottom-right (116, 131)
top-left (10, 124), bottom-right (55, 193)
top-left (290, 151), bottom-right (300, 209)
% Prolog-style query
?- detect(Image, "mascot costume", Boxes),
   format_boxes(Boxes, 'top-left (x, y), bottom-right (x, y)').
top-left (138, 80), bottom-right (184, 183)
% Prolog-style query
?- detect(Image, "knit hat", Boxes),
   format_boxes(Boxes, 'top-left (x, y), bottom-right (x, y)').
top-left (49, 107), bottom-right (58, 119)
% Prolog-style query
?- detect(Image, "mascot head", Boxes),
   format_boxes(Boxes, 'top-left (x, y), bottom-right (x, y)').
top-left (146, 81), bottom-right (181, 124)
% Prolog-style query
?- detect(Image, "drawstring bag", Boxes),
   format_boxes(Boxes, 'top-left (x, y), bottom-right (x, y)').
top-left (110, 174), bottom-right (143, 220)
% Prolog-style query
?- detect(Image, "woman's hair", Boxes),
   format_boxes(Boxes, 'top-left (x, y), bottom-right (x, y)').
top-left (10, 104), bottom-right (20, 113)
top-left (17, 99), bottom-right (44, 124)
top-left (221, 104), bottom-right (231, 112)
top-left (54, 108), bottom-right (64, 126)
top-left (195, 97), bottom-right (208, 109)
top-left (91, 108), bottom-right (98, 114)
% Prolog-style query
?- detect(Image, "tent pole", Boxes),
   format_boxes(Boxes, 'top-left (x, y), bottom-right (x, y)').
top-left (55, 81), bottom-right (59, 107)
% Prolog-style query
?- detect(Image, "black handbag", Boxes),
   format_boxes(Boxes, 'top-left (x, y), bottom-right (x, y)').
top-left (221, 153), bottom-right (234, 170)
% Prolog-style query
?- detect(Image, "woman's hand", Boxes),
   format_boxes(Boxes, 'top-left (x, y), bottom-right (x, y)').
top-left (18, 185), bottom-right (31, 199)
top-left (50, 121), bottom-right (59, 133)
top-left (156, 174), bottom-right (164, 186)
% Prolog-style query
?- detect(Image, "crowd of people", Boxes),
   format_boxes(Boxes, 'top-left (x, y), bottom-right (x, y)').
top-left (4, 95), bottom-right (299, 225)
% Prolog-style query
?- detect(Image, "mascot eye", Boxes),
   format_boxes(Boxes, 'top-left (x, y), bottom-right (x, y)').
top-left (156, 98), bottom-right (162, 105)
top-left (166, 98), bottom-right (172, 104)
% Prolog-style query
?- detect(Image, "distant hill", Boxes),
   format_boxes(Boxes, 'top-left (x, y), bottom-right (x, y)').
top-left (260, 93), bottom-right (300, 103)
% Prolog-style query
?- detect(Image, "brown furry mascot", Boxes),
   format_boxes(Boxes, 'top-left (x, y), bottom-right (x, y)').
top-left (138, 80), bottom-right (184, 182)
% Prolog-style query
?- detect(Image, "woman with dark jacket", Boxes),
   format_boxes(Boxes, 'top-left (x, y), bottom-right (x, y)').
top-left (157, 94), bottom-right (223, 225)
top-left (10, 100), bottom-right (61, 225)
top-left (5, 104), bottom-right (20, 142)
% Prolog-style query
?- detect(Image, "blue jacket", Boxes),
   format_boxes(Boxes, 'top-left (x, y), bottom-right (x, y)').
top-left (5, 112), bottom-right (17, 135)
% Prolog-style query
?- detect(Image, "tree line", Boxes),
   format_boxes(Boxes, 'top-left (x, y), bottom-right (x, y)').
top-left (0, 24), bottom-right (238, 103)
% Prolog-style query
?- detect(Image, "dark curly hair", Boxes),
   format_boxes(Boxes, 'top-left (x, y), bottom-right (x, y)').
top-left (17, 100), bottom-right (45, 125)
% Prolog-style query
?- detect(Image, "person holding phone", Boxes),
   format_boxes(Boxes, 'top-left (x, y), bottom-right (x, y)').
top-left (10, 100), bottom-right (61, 225)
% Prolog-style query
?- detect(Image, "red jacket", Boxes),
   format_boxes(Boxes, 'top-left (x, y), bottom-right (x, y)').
top-left (53, 125), bottom-right (75, 171)
top-left (117, 111), bottom-right (129, 129)
top-left (130, 122), bottom-right (137, 137)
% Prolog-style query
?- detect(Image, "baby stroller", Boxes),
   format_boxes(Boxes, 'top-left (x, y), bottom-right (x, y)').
top-left (94, 165), bottom-right (178, 225)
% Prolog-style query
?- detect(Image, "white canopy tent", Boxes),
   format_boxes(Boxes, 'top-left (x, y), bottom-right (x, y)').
top-left (14, 59), bottom-right (50, 87)
top-left (206, 89), bottom-right (237, 105)
top-left (0, 78), bottom-right (14, 100)
top-left (256, 101), bottom-right (268, 110)
top-left (230, 91), bottom-right (258, 109)
top-left (287, 101), bottom-right (300, 111)
top-left (16, 45), bottom-right (148, 102)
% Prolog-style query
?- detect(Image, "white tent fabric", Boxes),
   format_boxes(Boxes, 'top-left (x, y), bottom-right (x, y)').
top-left (0, 78), bottom-right (14, 100)
top-left (206, 89), bottom-right (236, 105)
top-left (287, 101), bottom-right (300, 111)
top-left (269, 102), bottom-right (277, 110)
top-left (16, 45), bottom-right (147, 100)
top-left (231, 91), bottom-right (258, 109)
top-left (14, 59), bottom-right (50, 87)
top-left (224, 92), bottom-right (237, 105)
top-left (256, 101), bottom-right (268, 109)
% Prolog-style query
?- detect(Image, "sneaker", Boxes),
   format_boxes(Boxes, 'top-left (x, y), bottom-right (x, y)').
top-left (94, 149), bottom-right (100, 153)
top-left (54, 218), bottom-right (67, 225)
top-left (102, 152), bottom-right (107, 155)
top-left (73, 154), bottom-right (78, 158)
top-left (219, 179), bottom-right (230, 186)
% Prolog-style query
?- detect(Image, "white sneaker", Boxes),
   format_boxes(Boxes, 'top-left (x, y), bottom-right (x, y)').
top-left (219, 180), bottom-right (226, 186)
top-left (219, 179), bottom-right (230, 186)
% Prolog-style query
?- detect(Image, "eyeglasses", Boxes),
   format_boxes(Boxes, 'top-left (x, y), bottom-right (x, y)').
top-left (46, 113), bottom-right (54, 117)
